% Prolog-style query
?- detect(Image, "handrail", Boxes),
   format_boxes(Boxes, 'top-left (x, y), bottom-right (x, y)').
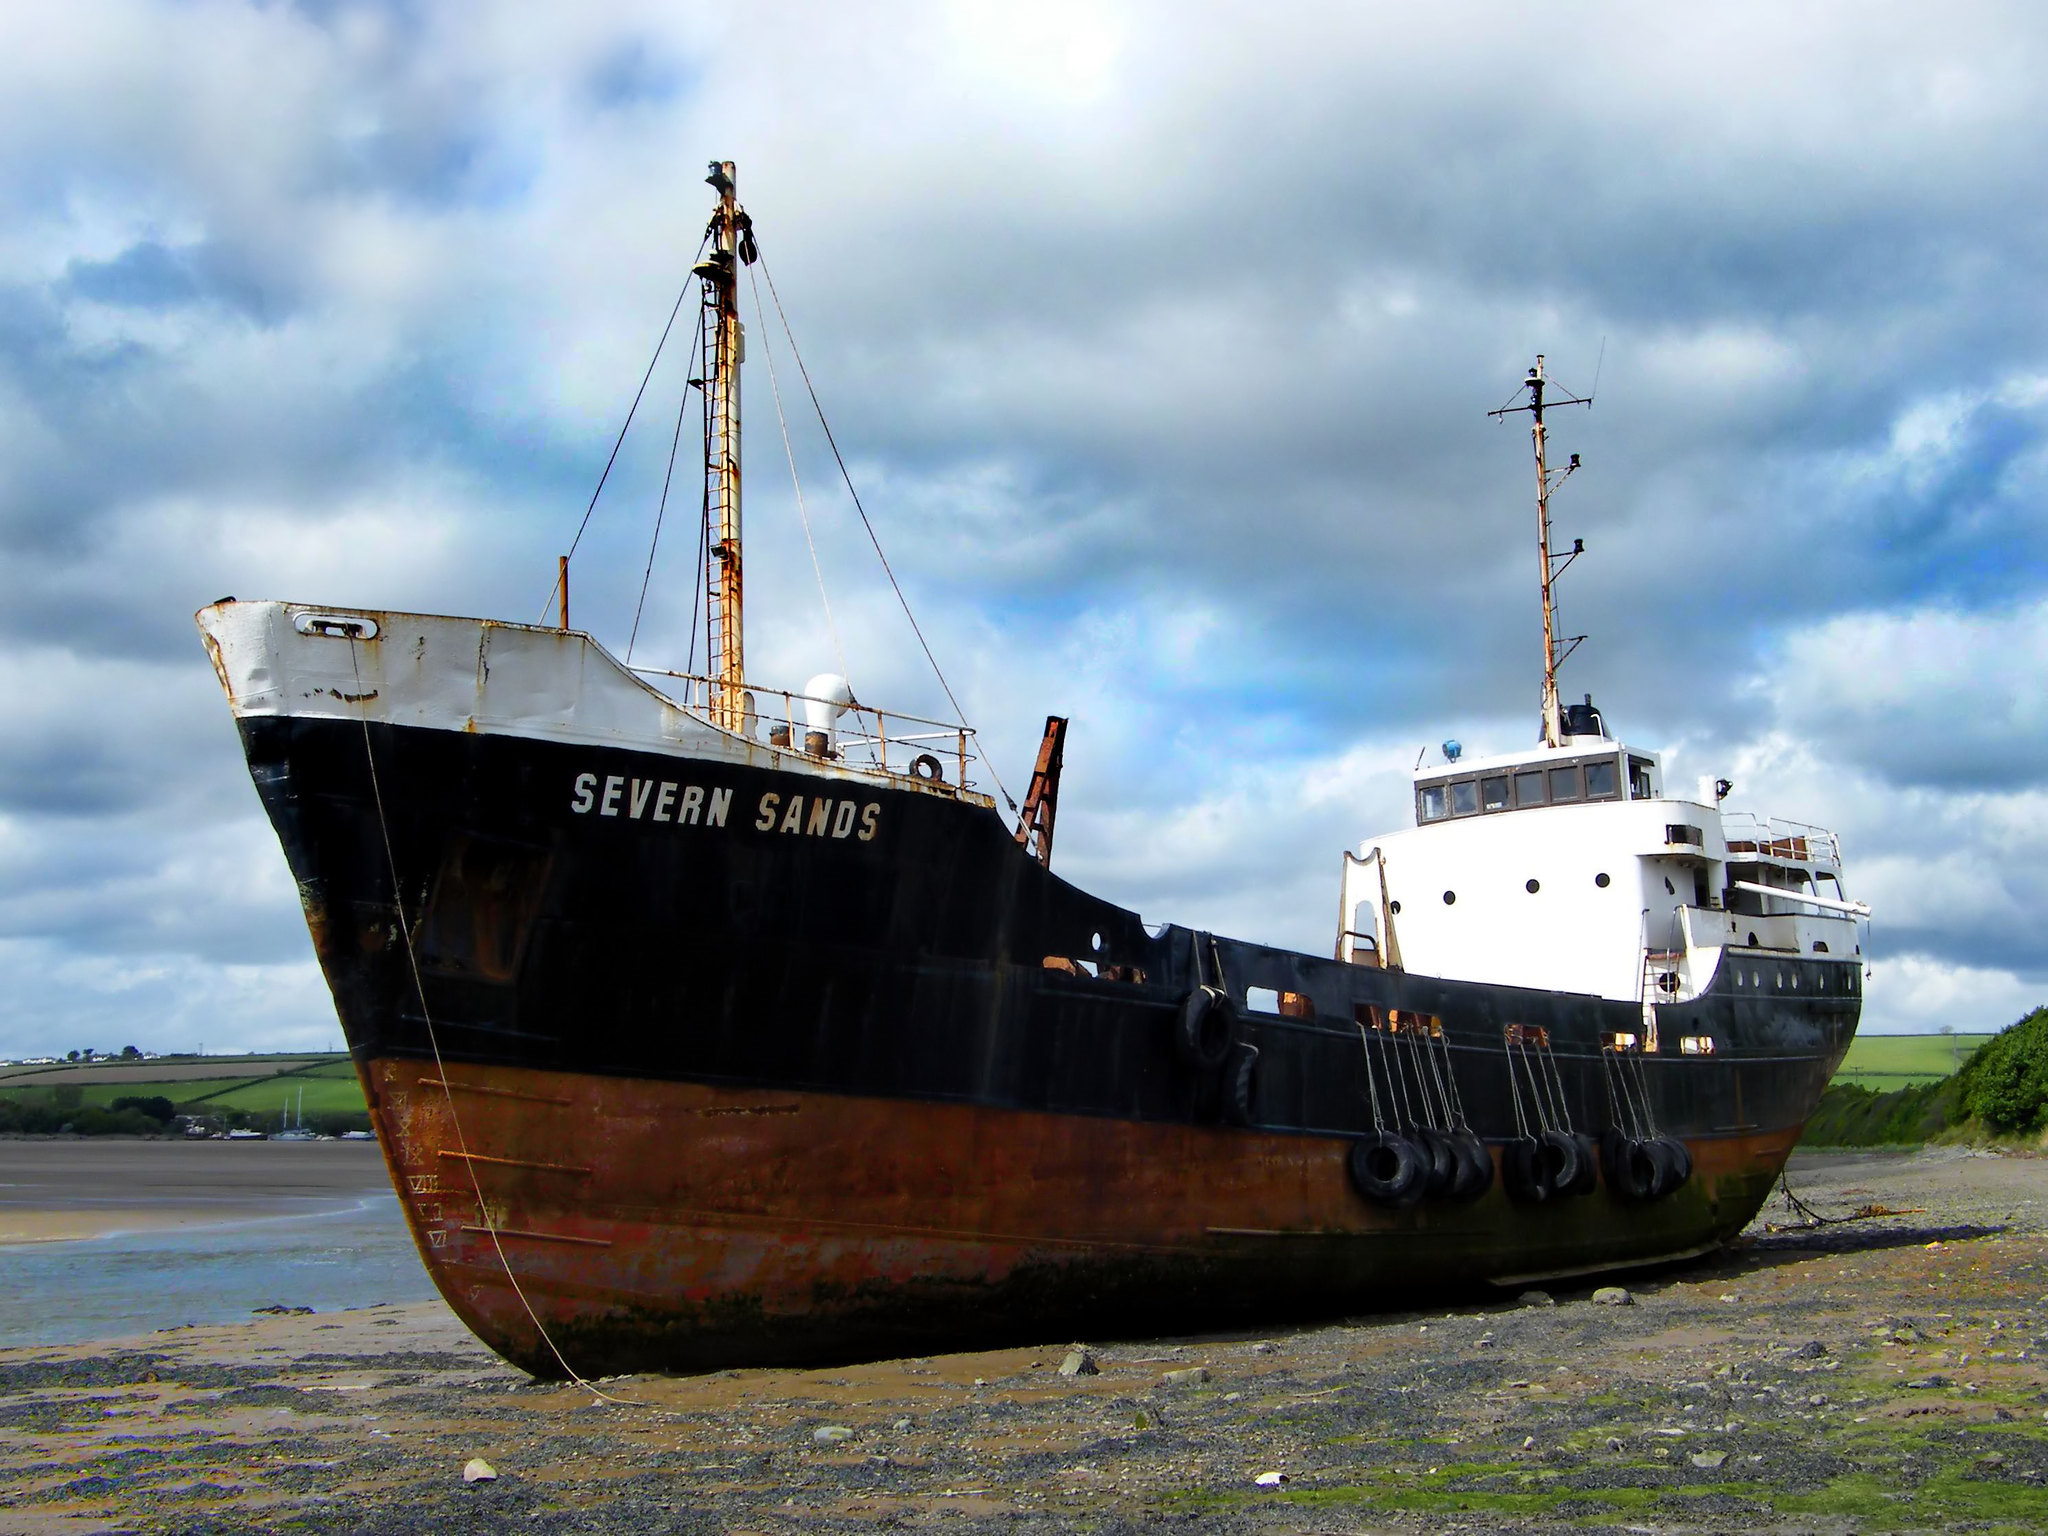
top-left (1720, 811), bottom-right (1842, 867)
top-left (629, 666), bottom-right (982, 789)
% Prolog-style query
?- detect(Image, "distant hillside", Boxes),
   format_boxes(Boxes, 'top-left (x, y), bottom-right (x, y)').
top-left (1830, 1031), bottom-right (1992, 1089)
top-left (0, 1053), bottom-right (366, 1135)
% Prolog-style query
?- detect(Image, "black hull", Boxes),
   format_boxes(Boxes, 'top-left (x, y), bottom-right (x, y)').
top-left (241, 713), bottom-right (1858, 1373)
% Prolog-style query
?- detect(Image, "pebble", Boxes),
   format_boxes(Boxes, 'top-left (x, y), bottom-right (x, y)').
top-left (1161, 1366), bottom-right (1210, 1388)
top-left (461, 1458), bottom-right (496, 1483)
top-left (1518, 1290), bottom-right (1556, 1308)
top-left (1592, 1287), bottom-right (1634, 1307)
top-left (812, 1425), bottom-right (855, 1444)
top-left (1690, 1450), bottom-right (1728, 1470)
top-left (1790, 1340), bottom-right (1828, 1359)
top-left (1058, 1347), bottom-right (1099, 1377)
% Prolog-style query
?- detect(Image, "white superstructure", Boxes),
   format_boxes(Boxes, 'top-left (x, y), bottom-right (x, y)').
top-left (1338, 698), bottom-right (1867, 1012)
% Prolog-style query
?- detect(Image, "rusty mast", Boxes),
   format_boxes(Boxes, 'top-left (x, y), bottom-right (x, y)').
top-left (695, 161), bottom-right (757, 733)
top-left (1490, 355), bottom-right (1591, 748)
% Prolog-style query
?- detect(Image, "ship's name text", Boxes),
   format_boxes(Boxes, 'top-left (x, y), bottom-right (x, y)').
top-left (569, 773), bottom-right (879, 841)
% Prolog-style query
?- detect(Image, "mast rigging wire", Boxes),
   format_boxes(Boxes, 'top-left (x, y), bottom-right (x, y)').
top-left (754, 254), bottom-right (1017, 815)
top-left (748, 262), bottom-right (850, 685)
top-left (627, 320), bottom-right (704, 663)
top-left (541, 235), bottom-right (710, 627)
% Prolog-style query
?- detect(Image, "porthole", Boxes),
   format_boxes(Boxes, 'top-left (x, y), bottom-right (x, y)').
top-left (1443, 890), bottom-right (1457, 905)
top-left (1594, 872), bottom-right (1611, 889)
top-left (1091, 931), bottom-right (1103, 952)
top-left (1525, 878), bottom-right (1540, 894)
top-left (1389, 900), bottom-right (1402, 915)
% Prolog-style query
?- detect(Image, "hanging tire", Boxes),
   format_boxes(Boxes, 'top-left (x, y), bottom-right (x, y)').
top-left (1564, 1131), bottom-right (1601, 1197)
top-left (1663, 1136), bottom-right (1694, 1187)
top-left (1348, 1131), bottom-right (1427, 1208)
top-left (1447, 1130), bottom-right (1494, 1202)
top-left (1221, 1043), bottom-right (1260, 1127)
top-left (1413, 1126), bottom-right (1460, 1199)
top-left (1502, 1135), bottom-right (1556, 1203)
top-left (1536, 1130), bottom-right (1589, 1197)
top-left (1177, 986), bottom-right (1234, 1070)
top-left (1601, 1130), bottom-right (1660, 1202)
top-left (1646, 1136), bottom-right (1692, 1198)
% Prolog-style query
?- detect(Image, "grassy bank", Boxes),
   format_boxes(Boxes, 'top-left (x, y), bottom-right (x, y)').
top-left (1802, 1006), bottom-right (2048, 1148)
top-left (1832, 1030), bottom-right (1992, 1088)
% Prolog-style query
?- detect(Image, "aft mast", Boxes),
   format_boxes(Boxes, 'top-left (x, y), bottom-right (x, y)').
top-left (1490, 356), bottom-right (1590, 747)
top-left (695, 161), bottom-right (757, 732)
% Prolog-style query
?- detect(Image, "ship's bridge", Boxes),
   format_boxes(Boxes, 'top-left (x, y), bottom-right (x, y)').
top-left (1339, 708), bottom-right (1864, 1007)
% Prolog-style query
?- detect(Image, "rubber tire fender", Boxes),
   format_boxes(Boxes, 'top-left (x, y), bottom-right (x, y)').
top-left (1413, 1126), bottom-right (1460, 1199)
top-left (1220, 1043), bottom-right (1260, 1127)
top-left (1176, 985), bottom-right (1234, 1070)
top-left (1661, 1136), bottom-right (1694, 1188)
top-left (1536, 1129), bottom-right (1589, 1197)
top-left (1601, 1131), bottom-right (1660, 1202)
top-left (1502, 1135), bottom-right (1557, 1204)
top-left (1347, 1131), bottom-right (1428, 1208)
top-left (1564, 1131), bottom-right (1601, 1198)
top-left (1646, 1136), bottom-right (1691, 1198)
top-left (1446, 1130), bottom-right (1495, 1202)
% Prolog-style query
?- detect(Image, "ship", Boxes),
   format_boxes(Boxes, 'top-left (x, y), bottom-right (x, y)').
top-left (197, 164), bottom-right (1867, 1379)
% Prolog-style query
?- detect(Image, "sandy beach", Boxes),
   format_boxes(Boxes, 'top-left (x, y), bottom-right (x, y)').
top-left (0, 1147), bottom-right (2043, 1534)
top-left (0, 1140), bottom-right (391, 1245)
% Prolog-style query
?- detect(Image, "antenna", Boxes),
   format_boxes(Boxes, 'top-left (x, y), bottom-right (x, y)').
top-left (1487, 355), bottom-right (1592, 747)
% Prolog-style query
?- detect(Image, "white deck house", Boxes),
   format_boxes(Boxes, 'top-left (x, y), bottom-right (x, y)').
top-left (1341, 704), bottom-right (1866, 1028)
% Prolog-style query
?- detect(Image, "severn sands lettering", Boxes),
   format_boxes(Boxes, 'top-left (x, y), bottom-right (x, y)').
top-left (569, 774), bottom-right (880, 841)
top-left (571, 773), bottom-right (733, 827)
top-left (755, 792), bottom-right (880, 841)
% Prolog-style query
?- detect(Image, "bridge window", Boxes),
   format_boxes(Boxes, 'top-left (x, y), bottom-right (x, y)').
top-left (1419, 784), bottom-right (1448, 821)
top-left (1585, 759), bottom-right (1618, 798)
top-left (1549, 765), bottom-right (1583, 801)
top-left (1628, 756), bottom-right (1654, 798)
top-left (1514, 770), bottom-right (1545, 806)
top-left (1482, 776), bottom-right (1510, 811)
top-left (1450, 780), bottom-right (1479, 816)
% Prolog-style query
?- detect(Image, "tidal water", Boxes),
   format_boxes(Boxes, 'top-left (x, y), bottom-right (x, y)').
top-left (0, 1193), bottom-right (437, 1349)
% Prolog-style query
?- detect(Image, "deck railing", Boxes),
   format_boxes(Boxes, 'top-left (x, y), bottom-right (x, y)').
top-left (630, 667), bottom-right (983, 791)
top-left (1720, 812), bottom-right (1842, 868)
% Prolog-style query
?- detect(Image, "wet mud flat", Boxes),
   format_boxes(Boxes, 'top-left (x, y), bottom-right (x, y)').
top-left (1, 1148), bottom-right (2045, 1535)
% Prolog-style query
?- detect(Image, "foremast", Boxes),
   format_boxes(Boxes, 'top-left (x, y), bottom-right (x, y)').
top-left (1491, 356), bottom-right (1591, 747)
top-left (695, 161), bottom-right (757, 733)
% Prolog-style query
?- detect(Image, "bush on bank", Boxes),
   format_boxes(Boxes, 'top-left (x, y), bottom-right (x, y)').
top-left (1801, 1005), bottom-right (2048, 1147)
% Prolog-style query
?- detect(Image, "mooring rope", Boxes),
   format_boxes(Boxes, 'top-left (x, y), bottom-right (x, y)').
top-left (347, 640), bottom-right (648, 1408)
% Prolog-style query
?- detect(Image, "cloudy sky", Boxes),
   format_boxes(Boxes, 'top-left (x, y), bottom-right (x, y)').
top-left (1, 0), bottom-right (2043, 1055)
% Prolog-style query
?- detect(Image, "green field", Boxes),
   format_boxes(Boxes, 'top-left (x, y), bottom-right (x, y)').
top-left (0, 1053), bottom-right (367, 1120)
top-left (1833, 1032), bottom-right (1992, 1088)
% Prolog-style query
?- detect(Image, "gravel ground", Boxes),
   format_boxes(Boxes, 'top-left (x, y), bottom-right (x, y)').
top-left (1, 1147), bottom-right (2044, 1535)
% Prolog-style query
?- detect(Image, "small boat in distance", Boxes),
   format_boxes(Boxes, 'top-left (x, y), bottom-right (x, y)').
top-left (198, 166), bottom-right (1866, 1379)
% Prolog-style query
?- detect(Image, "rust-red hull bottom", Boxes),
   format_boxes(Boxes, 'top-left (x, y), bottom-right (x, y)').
top-left (362, 1057), bottom-right (1794, 1378)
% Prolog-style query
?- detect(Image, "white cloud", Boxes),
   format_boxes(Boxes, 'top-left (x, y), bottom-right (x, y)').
top-left (3, 1), bottom-right (2048, 1054)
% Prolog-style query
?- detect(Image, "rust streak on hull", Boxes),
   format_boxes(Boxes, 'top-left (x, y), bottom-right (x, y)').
top-left (365, 1056), bottom-right (1794, 1378)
